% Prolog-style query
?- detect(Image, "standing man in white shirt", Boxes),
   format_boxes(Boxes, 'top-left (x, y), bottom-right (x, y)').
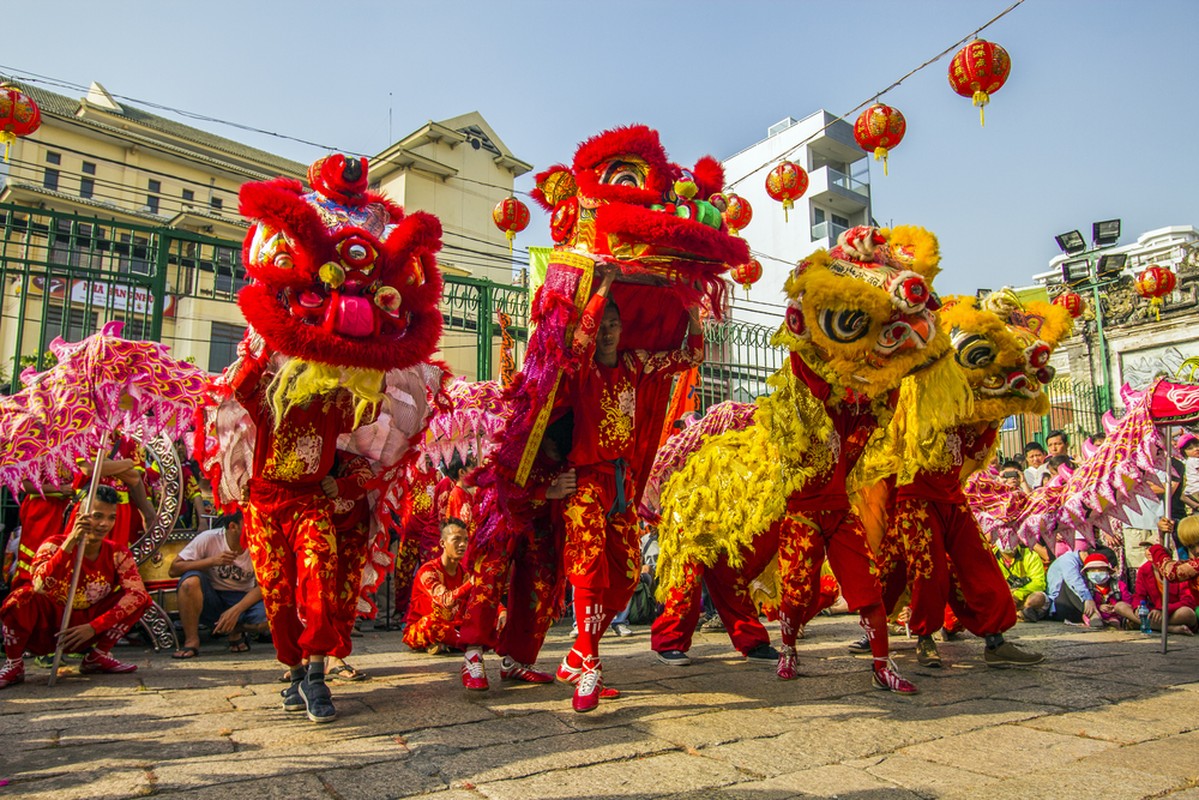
top-left (169, 512), bottom-right (267, 658)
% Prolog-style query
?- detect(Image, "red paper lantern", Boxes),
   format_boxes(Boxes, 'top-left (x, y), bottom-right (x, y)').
top-left (854, 103), bottom-right (906, 176)
top-left (492, 196), bottom-right (530, 252)
top-left (1135, 265), bottom-right (1177, 320)
top-left (723, 193), bottom-right (753, 235)
top-left (0, 84), bottom-right (42, 162)
top-left (1052, 291), bottom-right (1084, 319)
top-left (765, 162), bottom-right (808, 222)
top-left (731, 258), bottom-right (763, 296)
top-left (948, 39), bottom-right (1012, 127)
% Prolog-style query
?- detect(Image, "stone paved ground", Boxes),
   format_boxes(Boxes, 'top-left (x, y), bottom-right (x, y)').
top-left (3, 615), bottom-right (1198, 799)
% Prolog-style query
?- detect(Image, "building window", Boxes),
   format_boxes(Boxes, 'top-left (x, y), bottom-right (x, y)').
top-left (182, 188), bottom-right (194, 203)
top-left (209, 321), bottom-right (247, 373)
top-left (146, 179), bottom-right (161, 215)
top-left (43, 168), bottom-right (59, 191)
top-left (44, 304), bottom-right (98, 343)
top-left (117, 233), bottom-right (152, 275)
top-left (80, 177), bottom-right (95, 199)
top-left (45, 151), bottom-right (61, 165)
top-left (213, 246), bottom-right (245, 297)
top-left (49, 221), bottom-right (103, 268)
top-left (210, 196), bottom-right (223, 211)
top-left (81, 161), bottom-right (96, 175)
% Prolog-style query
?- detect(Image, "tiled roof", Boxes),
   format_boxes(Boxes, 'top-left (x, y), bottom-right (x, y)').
top-left (7, 79), bottom-right (305, 178)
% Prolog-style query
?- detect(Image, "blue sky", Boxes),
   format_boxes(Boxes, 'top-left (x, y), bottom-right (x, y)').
top-left (4, 0), bottom-right (1196, 296)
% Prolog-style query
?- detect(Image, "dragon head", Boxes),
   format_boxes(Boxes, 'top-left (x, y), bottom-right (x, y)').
top-left (531, 124), bottom-right (748, 304)
top-left (776, 225), bottom-right (950, 398)
top-left (938, 288), bottom-right (1074, 422)
top-left (238, 154), bottom-right (444, 373)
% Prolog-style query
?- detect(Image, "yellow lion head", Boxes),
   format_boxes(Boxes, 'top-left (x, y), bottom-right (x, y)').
top-left (938, 288), bottom-right (1074, 423)
top-left (776, 225), bottom-right (950, 398)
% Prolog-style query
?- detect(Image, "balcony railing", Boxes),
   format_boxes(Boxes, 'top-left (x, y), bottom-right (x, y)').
top-left (827, 168), bottom-right (870, 197)
top-left (810, 220), bottom-right (848, 243)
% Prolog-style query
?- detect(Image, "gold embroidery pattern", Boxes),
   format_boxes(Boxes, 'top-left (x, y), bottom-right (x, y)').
top-left (596, 377), bottom-right (635, 450)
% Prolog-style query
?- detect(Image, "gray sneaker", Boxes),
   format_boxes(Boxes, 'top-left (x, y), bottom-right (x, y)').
top-left (744, 643), bottom-right (780, 662)
top-left (299, 670), bottom-right (338, 723)
top-left (984, 641), bottom-right (1045, 668)
top-left (611, 622), bottom-right (634, 637)
top-left (281, 667), bottom-right (305, 712)
top-left (847, 635), bottom-right (871, 654)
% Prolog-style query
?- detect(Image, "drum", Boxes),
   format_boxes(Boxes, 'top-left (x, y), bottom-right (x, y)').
top-left (137, 529), bottom-right (201, 614)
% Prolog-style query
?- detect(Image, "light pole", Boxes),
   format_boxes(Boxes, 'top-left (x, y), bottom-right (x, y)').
top-left (1055, 219), bottom-right (1124, 409)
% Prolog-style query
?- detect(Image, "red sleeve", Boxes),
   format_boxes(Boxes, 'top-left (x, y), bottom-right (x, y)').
top-left (633, 332), bottom-right (704, 376)
top-left (570, 292), bottom-right (607, 358)
top-left (31, 538), bottom-right (75, 602)
top-left (229, 354), bottom-right (269, 417)
top-left (334, 454), bottom-right (374, 501)
top-left (89, 548), bottom-right (150, 632)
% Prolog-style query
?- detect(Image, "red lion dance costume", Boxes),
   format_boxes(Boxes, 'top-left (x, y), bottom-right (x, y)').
top-left (460, 126), bottom-right (747, 712)
top-left (198, 155), bottom-right (447, 723)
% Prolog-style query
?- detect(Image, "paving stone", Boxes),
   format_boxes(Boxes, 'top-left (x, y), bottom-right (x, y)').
top-left (897, 725), bottom-right (1117, 778)
top-left (1018, 687), bottom-right (1199, 743)
top-left (722, 763), bottom-right (925, 799)
top-left (316, 760), bottom-right (449, 798)
top-left (168, 773), bottom-right (329, 799)
top-left (1076, 729), bottom-right (1199, 784)
top-left (936, 763), bottom-right (1182, 800)
top-left (3, 768), bottom-right (154, 799)
top-left (475, 750), bottom-right (744, 800)
top-left (854, 753), bottom-right (1004, 797)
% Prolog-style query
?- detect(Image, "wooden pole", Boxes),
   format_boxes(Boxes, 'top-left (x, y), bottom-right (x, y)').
top-left (1161, 424), bottom-right (1172, 655)
top-left (47, 445), bottom-right (107, 687)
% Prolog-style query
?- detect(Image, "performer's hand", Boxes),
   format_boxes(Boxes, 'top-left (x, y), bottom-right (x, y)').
top-left (64, 514), bottom-right (94, 552)
top-left (597, 267), bottom-right (617, 295)
top-left (1083, 599), bottom-right (1098, 618)
top-left (213, 608), bottom-right (241, 635)
top-left (1158, 518), bottom-right (1176, 535)
top-left (321, 476), bottom-right (340, 499)
top-left (546, 469), bottom-right (577, 500)
top-left (57, 623), bottom-right (96, 652)
top-left (495, 609), bottom-right (508, 634)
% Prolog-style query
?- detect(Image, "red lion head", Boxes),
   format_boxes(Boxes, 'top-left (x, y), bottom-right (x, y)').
top-left (238, 154), bottom-right (444, 371)
top-left (532, 125), bottom-right (748, 303)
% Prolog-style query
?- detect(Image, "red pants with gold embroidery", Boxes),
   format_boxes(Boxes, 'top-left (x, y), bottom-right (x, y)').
top-left (1, 587), bottom-right (150, 658)
top-left (892, 497), bottom-right (1016, 637)
top-left (651, 524), bottom-right (778, 656)
top-left (244, 481), bottom-right (352, 666)
top-left (562, 477), bottom-right (640, 608)
top-left (459, 523), bottom-right (560, 664)
top-left (777, 509), bottom-right (883, 646)
top-left (402, 613), bottom-right (462, 651)
top-left (330, 517), bottom-right (371, 659)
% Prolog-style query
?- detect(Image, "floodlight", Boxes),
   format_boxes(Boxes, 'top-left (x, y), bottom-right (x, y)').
top-left (1092, 219), bottom-right (1121, 247)
top-left (1054, 230), bottom-right (1087, 255)
top-left (1095, 253), bottom-right (1127, 277)
top-left (1061, 258), bottom-right (1091, 284)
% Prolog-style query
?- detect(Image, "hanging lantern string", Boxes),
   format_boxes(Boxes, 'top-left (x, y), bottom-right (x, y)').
top-left (725, 0), bottom-right (1027, 191)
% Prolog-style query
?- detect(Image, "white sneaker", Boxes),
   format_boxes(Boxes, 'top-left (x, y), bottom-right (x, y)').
top-left (611, 622), bottom-right (633, 637)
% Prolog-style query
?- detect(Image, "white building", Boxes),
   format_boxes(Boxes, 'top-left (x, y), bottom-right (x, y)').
top-left (721, 110), bottom-right (873, 326)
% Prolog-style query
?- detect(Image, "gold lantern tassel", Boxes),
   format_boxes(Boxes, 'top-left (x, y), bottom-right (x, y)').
top-left (782, 198), bottom-right (792, 223)
top-left (973, 90), bottom-right (990, 127)
top-left (1151, 296), bottom-right (1163, 322)
top-left (1, 131), bottom-right (14, 163)
top-left (505, 229), bottom-right (515, 254)
top-left (874, 146), bottom-right (890, 176)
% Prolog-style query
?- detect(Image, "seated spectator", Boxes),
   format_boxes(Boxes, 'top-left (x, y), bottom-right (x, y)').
top-left (994, 543), bottom-right (1048, 620)
top-left (0, 486), bottom-right (151, 688)
top-left (168, 511), bottom-right (267, 658)
top-left (1137, 517), bottom-right (1199, 636)
top-left (1080, 552), bottom-right (1138, 629)
top-left (402, 519), bottom-right (479, 654)
top-left (1039, 550), bottom-right (1104, 627)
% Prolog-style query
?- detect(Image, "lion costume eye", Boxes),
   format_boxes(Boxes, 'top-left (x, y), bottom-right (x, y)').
top-left (818, 309), bottom-right (870, 343)
top-left (952, 332), bottom-right (996, 369)
top-left (600, 159), bottom-right (646, 188)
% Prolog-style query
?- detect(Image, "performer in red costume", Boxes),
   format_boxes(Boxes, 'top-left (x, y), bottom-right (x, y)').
top-left (557, 269), bottom-right (705, 712)
top-left (394, 457), bottom-right (445, 622)
top-left (0, 485), bottom-right (150, 688)
top-left (457, 418), bottom-right (575, 690)
top-left (403, 519), bottom-right (473, 652)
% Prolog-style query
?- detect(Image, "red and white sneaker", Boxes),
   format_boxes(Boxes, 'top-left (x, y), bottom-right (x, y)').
top-left (80, 650), bottom-right (137, 674)
top-left (556, 649), bottom-right (584, 684)
top-left (0, 658), bottom-right (25, 688)
top-left (872, 659), bottom-right (918, 695)
top-left (460, 652), bottom-right (490, 691)
top-left (500, 656), bottom-right (553, 684)
top-left (572, 658), bottom-right (603, 713)
top-left (776, 645), bottom-right (798, 681)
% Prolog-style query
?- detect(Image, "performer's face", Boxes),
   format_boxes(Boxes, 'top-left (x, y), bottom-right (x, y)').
top-left (441, 527), bottom-right (468, 562)
top-left (82, 501), bottom-right (119, 544)
top-left (597, 305), bottom-right (622, 362)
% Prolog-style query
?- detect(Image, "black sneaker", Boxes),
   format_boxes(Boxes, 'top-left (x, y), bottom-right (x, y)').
top-left (281, 667), bottom-right (305, 712)
top-left (655, 649), bottom-right (692, 666)
top-left (744, 643), bottom-right (779, 662)
top-left (299, 669), bottom-right (338, 723)
top-left (847, 635), bottom-right (871, 654)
